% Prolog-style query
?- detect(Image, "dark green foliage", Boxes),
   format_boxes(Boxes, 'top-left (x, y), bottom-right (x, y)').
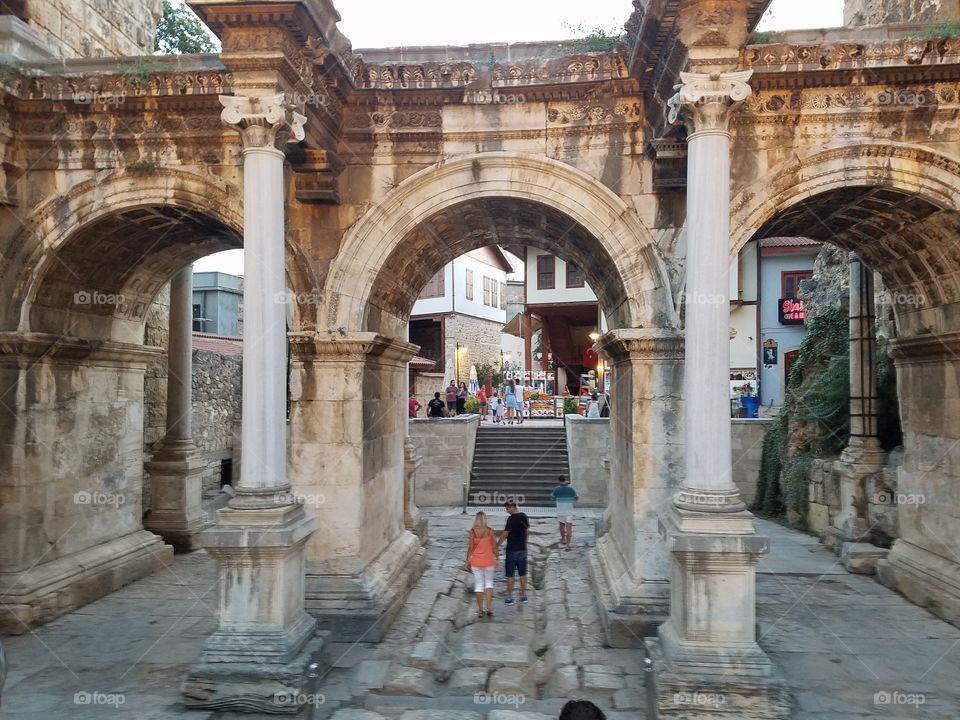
top-left (155, 0), bottom-right (217, 55)
top-left (475, 360), bottom-right (521, 390)
top-left (563, 397), bottom-right (580, 414)
top-left (754, 306), bottom-right (850, 523)
top-left (560, 23), bottom-right (625, 53)
top-left (916, 21), bottom-right (960, 39)
top-left (747, 30), bottom-right (785, 45)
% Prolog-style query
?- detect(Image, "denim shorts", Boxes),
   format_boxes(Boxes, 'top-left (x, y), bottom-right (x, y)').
top-left (504, 550), bottom-right (527, 577)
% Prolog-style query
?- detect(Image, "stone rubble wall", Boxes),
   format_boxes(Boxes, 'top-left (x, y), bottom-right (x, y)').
top-left (844, 0), bottom-right (960, 25)
top-left (142, 291), bottom-right (242, 508)
top-left (26, 0), bottom-right (163, 59)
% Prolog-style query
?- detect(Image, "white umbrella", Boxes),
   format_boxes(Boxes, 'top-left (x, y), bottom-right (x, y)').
top-left (469, 365), bottom-right (479, 393)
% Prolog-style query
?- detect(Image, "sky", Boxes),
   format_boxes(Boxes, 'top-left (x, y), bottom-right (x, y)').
top-left (194, 0), bottom-right (843, 276)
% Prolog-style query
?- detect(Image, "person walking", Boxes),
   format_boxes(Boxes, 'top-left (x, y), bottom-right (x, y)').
top-left (445, 380), bottom-right (458, 417)
top-left (586, 392), bottom-right (601, 419)
top-left (550, 475), bottom-right (579, 551)
top-left (427, 391), bottom-right (445, 418)
top-left (489, 390), bottom-right (500, 423)
top-left (464, 511), bottom-right (498, 618)
top-left (496, 388), bottom-right (507, 424)
top-left (457, 381), bottom-right (468, 416)
top-left (514, 380), bottom-right (526, 424)
top-left (505, 379), bottom-right (519, 425)
top-left (559, 700), bottom-right (606, 719)
top-left (477, 387), bottom-right (488, 421)
top-left (498, 500), bottom-right (530, 605)
top-left (408, 392), bottom-right (422, 418)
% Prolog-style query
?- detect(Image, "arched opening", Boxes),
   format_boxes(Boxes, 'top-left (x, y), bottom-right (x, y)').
top-left (292, 153), bottom-right (681, 641)
top-left (732, 145), bottom-right (960, 626)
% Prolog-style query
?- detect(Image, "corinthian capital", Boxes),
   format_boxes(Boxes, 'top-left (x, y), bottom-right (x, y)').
top-left (219, 94), bottom-right (307, 150)
top-left (667, 70), bottom-right (753, 134)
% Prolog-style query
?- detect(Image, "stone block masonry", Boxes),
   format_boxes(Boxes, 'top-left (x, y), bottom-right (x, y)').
top-left (845, 0), bottom-right (960, 25)
top-left (410, 415), bottom-right (479, 506)
top-left (25, 0), bottom-right (163, 59)
top-left (443, 313), bottom-right (504, 383)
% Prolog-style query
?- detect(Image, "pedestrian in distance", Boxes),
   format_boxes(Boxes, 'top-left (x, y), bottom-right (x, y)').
top-left (514, 380), bottom-right (526, 424)
top-left (559, 699), bottom-right (606, 719)
top-left (498, 500), bottom-right (530, 605)
top-left (551, 475), bottom-right (579, 551)
top-left (457, 381), bottom-right (468, 415)
top-left (408, 392), bottom-right (422, 418)
top-left (496, 389), bottom-right (508, 423)
top-left (464, 511), bottom-right (497, 618)
top-left (586, 392), bottom-right (601, 419)
top-left (477, 386), bottom-right (488, 421)
top-left (505, 379), bottom-right (519, 424)
top-left (427, 392), bottom-right (446, 418)
top-left (489, 390), bottom-right (500, 423)
top-left (445, 380), bottom-right (458, 417)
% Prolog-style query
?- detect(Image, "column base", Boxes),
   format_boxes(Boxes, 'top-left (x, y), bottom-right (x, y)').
top-left (144, 442), bottom-right (208, 552)
top-left (878, 539), bottom-right (960, 626)
top-left (0, 530), bottom-right (172, 634)
top-left (646, 636), bottom-right (791, 720)
top-left (589, 534), bottom-right (669, 648)
top-left (306, 530), bottom-right (426, 642)
top-left (183, 635), bottom-right (327, 715)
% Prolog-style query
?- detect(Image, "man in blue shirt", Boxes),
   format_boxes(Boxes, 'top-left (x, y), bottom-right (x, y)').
top-left (550, 475), bottom-right (579, 551)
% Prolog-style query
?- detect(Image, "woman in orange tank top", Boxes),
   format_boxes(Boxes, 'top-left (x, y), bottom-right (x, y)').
top-left (464, 511), bottom-right (498, 618)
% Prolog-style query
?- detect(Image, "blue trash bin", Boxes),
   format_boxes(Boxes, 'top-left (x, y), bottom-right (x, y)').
top-left (741, 396), bottom-right (760, 418)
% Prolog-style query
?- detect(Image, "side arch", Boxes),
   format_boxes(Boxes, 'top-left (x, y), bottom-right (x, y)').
top-left (323, 152), bottom-right (677, 336)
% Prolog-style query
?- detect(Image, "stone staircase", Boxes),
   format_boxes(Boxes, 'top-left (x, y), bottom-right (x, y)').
top-left (469, 424), bottom-right (570, 507)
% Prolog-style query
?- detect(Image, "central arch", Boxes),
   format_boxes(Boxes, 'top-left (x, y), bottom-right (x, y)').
top-left (323, 152), bottom-right (677, 335)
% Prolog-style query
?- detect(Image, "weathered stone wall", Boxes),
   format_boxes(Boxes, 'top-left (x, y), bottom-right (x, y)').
top-left (191, 349), bottom-right (242, 494)
top-left (564, 415), bottom-right (609, 507)
top-left (844, 0), bottom-right (960, 25)
top-left (142, 289), bottom-right (241, 504)
top-left (443, 314), bottom-right (504, 384)
top-left (410, 415), bottom-right (479, 506)
top-left (731, 418), bottom-right (772, 507)
top-left (25, 0), bottom-right (163, 59)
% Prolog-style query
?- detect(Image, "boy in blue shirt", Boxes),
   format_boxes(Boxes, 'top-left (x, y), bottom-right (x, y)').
top-left (550, 475), bottom-right (579, 551)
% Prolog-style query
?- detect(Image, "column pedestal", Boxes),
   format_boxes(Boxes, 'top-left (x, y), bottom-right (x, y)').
top-left (648, 509), bottom-right (790, 718)
top-left (404, 436), bottom-right (429, 543)
top-left (144, 440), bottom-right (207, 552)
top-left (182, 504), bottom-right (325, 714)
top-left (825, 438), bottom-right (886, 551)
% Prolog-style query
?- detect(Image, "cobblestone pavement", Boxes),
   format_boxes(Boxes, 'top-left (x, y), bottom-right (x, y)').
top-left (2, 511), bottom-right (959, 719)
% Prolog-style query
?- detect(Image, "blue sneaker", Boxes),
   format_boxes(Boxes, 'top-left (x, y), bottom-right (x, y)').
top-left (520, 595), bottom-right (529, 604)
top-left (504, 597), bottom-right (515, 606)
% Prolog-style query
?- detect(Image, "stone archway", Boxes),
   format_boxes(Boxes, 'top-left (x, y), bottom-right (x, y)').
top-left (291, 152), bottom-right (683, 643)
top-left (731, 142), bottom-right (960, 626)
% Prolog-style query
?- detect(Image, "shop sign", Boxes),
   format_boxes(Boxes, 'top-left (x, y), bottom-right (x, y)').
top-left (779, 297), bottom-right (806, 325)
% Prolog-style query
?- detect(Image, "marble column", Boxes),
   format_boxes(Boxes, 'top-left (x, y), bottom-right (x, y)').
top-left (184, 94), bottom-right (323, 714)
top-left (827, 255), bottom-right (886, 548)
top-left (144, 265), bottom-right (206, 552)
top-left (651, 71), bottom-right (788, 718)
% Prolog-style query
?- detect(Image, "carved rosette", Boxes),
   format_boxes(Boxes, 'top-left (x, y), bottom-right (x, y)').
top-left (219, 94), bottom-right (307, 151)
top-left (668, 69), bottom-right (754, 135)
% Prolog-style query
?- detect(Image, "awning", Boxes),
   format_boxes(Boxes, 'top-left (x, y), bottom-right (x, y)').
top-left (410, 356), bottom-right (436, 370)
top-left (502, 313), bottom-right (541, 338)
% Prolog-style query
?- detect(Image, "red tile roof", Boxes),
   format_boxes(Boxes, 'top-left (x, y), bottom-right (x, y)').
top-left (760, 236), bottom-right (822, 248)
top-left (192, 332), bottom-right (242, 355)
top-left (410, 356), bottom-right (436, 369)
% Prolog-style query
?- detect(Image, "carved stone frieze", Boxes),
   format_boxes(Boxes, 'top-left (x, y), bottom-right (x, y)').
top-left (547, 101), bottom-right (642, 124)
top-left (743, 37), bottom-right (960, 71)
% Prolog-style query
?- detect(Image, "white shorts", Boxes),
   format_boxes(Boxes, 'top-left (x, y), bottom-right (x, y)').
top-left (557, 503), bottom-right (575, 523)
top-left (471, 566), bottom-right (495, 591)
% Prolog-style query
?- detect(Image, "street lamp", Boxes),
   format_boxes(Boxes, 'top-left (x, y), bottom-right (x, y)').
top-left (589, 330), bottom-right (600, 342)
top-left (456, 343), bottom-right (467, 381)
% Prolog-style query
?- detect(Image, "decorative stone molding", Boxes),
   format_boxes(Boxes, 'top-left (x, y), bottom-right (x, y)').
top-left (742, 37), bottom-right (960, 73)
top-left (595, 328), bottom-right (685, 364)
top-left (291, 148), bottom-right (343, 203)
top-left (547, 101), bottom-right (642, 125)
top-left (0, 332), bottom-right (162, 364)
top-left (219, 94), bottom-right (307, 150)
top-left (668, 70), bottom-right (754, 134)
top-left (289, 332), bottom-right (418, 366)
top-left (890, 331), bottom-right (960, 364)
